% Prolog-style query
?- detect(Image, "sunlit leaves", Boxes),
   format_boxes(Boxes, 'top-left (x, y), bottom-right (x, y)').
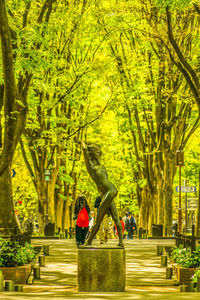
top-left (156, 0), bottom-right (192, 10)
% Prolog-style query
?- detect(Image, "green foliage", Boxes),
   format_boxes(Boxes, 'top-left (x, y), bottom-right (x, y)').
top-left (0, 240), bottom-right (37, 267)
top-left (13, 148), bottom-right (38, 228)
top-left (192, 268), bottom-right (200, 283)
top-left (170, 246), bottom-right (200, 268)
top-left (183, 130), bottom-right (200, 186)
top-left (170, 245), bottom-right (191, 265)
top-left (58, 172), bottom-right (74, 185)
top-left (22, 242), bottom-right (37, 263)
top-left (2, 0), bottom-right (200, 230)
top-left (156, 0), bottom-right (192, 9)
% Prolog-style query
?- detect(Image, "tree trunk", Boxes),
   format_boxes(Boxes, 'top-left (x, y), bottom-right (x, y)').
top-left (62, 172), bottom-right (77, 232)
top-left (38, 198), bottom-right (45, 235)
top-left (196, 170), bottom-right (200, 236)
top-left (36, 179), bottom-right (46, 234)
top-left (48, 167), bottom-right (59, 224)
top-left (55, 180), bottom-right (63, 231)
top-left (157, 177), bottom-right (164, 224)
top-left (164, 157), bottom-right (174, 235)
top-left (139, 188), bottom-right (148, 229)
top-left (148, 201), bottom-right (153, 236)
top-left (0, 166), bottom-right (20, 233)
top-left (62, 192), bottom-right (70, 232)
top-left (0, 0), bottom-right (28, 233)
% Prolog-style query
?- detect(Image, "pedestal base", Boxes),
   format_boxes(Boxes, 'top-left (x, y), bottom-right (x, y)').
top-left (78, 246), bottom-right (125, 292)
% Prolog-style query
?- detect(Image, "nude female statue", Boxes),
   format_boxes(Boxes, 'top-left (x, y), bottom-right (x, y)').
top-left (80, 141), bottom-right (124, 247)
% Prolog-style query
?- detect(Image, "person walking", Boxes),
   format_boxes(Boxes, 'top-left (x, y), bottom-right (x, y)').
top-left (130, 213), bottom-right (137, 235)
top-left (73, 195), bottom-right (90, 247)
top-left (123, 213), bottom-right (130, 239)
top-left (115, 216), bottom-right (125, 236)
top-left (127, 212), bottom-right (137, 239)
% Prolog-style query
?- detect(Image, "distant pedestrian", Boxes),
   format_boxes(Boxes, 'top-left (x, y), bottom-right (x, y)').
top-left (89, 211), bottom-right (95, 231)
top-left (172, 220), bottom-right (178, 237)
top-left (123, 213), bottom-right (130, 239)
top-left (130, 213), bottom-right (137, 235)
top-left (126, 212), bottom-right (136, 239)
top-left (86, 210), bottom-right (95, 239)
top-left (73, 195), bottom-right (90, 247)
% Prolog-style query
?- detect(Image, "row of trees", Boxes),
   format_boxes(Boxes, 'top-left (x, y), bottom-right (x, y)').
top-left (0, 0), bottom-right (200, 235)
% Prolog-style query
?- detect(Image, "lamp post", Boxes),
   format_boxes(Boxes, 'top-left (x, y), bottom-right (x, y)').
top-left (176, 150), bottom-right (184, 234)
top-left (183, 179), bottom-right (189, 231)
top-left (197, 169), bottom-right (200, 237)
top-left (44, 169), bottom-right (51, 225)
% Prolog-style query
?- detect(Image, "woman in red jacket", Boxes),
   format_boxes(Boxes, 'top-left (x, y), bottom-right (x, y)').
top-left (115, 216), bottom-right (125, 236)
top-left (73, 195), bottom-right (90, 247)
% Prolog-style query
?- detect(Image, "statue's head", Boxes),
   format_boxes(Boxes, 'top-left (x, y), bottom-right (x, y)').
top-left (87, 143), bottom-right (102, 160)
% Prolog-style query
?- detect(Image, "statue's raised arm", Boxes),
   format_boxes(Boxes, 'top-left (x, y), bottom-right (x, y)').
top-left (80, 141), bottom-right (124, 248)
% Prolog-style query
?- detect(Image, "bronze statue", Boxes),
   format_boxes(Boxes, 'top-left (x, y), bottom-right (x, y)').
top-left (80, 141), bottom-right (124, 247)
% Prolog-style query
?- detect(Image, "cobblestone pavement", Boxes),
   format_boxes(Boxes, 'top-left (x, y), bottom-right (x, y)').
top-left (0, 238), bottom-right (200, 299)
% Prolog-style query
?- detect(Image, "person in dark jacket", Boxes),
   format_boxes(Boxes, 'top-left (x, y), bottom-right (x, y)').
top-left (123, 213), bottom-right (130, 239)
top-left (127, 212), bottom-right (137, 239)
top-left (124, 212), bottom-right (136, 239)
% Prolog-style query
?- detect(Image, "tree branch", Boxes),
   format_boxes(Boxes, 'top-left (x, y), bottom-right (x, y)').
top-left (193, 3), bottom-right (200, 16)
top-left (23, 1), bottom-right (31, 28)
top-left (20, 138), bottom-right (37, 189)
top-left (125, 103), bottom-right (142, 176)
top-left (181, 116), bottom-right (200, 148)
top-left (166, 6), bottom-right (200, 113)
top-left (67, 95), bottom-right (113, 139)
top-left (143, 109), bottom-right (156, 148)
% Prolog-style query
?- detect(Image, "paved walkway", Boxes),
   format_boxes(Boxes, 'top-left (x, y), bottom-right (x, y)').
top-left (1, 238), bottom-right (200, 299)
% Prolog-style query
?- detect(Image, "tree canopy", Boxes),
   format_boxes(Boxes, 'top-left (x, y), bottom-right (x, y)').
top-left (0, 0), bottom-right (199, 235)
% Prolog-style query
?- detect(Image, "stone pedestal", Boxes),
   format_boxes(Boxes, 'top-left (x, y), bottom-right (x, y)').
top-left (78, 246), bottom-right (125, 292)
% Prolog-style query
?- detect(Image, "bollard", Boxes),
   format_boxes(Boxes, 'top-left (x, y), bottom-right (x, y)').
top-left (5, 280), bottom-right (14, 291)
top-left (38, 255), bottom-right (45, 267)
top-left (161, 255), bottom-right (167, 267)
top-left (171, 275), bottom-right (179, 286)
top-left (59, 233), bottom-right (65, 239)
top-left (143, 232), bottom-right (147, 239)
top-left (197, 276), bottom-right (200, 292)
top-left (0, 270), bottom-right (4, 292)
top-left (165, 228), bottom-right (167, 236)
top-left (157, 245), bottom-right (163, 256)
top-left (27, 274), bottom-right (34, 285)
top-left (138, 228), bottom-right (143, 239)
top-left (172, 264), bottom-right (177, 275)
top-left (33, 266), bottom-right (40, 279)
top-left (15, 285), bottom-right (23, 292)
top-left (43, 245), bottom-right (50, 256)
top-left (187, 281), bottom-right (194, 292)
top-left (166, 267), bottom-right (173, 279)
top-left (180, 284), bottom-right (187, 292)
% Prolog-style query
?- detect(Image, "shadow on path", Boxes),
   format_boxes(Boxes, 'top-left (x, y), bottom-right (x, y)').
top-left (1, 238), bottom-right (200, 299)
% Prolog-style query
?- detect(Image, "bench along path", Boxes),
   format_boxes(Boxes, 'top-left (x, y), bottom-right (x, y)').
top-left (2, 238), bottom-right (200, 299)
